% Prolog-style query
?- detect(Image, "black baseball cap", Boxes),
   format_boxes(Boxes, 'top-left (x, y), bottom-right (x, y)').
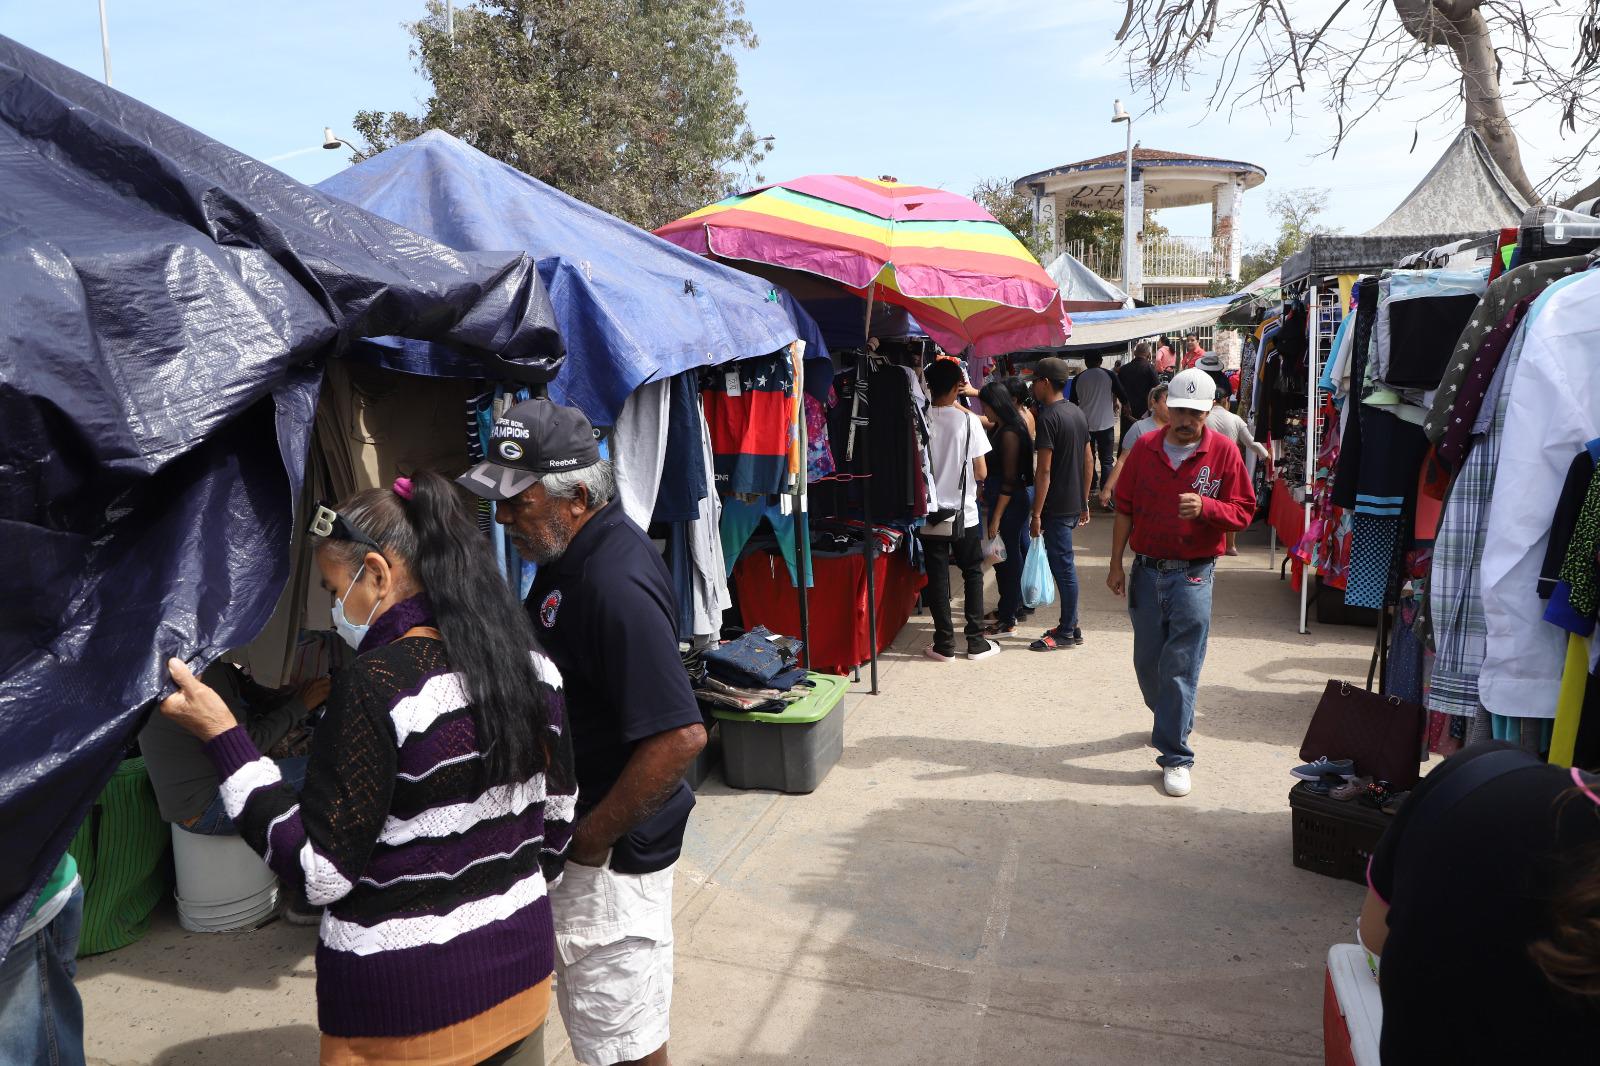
top-left (1035, 357), bottom-right (1072, 385)
top-left (457, 398), bottom-right (602, 501)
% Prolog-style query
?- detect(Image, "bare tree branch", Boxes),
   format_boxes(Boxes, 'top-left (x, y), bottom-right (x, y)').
top-left (1115, 0), bottom-right (1598, 202)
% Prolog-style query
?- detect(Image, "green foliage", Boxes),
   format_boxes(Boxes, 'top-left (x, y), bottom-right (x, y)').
top-left (352, 0), bottom-right (768, 230)
top-left (970, 177), bottom-right (1052, 263)
top-left (1057, 208), bottom-right (1169, 263)
top-left (1240, 188), bottom-right (1338, 281)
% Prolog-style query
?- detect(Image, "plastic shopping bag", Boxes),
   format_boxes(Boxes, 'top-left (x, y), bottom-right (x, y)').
top-left (981, 534), bottom-right (1007, 567)
top-left (1021, 537), bottom-right (1056, 608)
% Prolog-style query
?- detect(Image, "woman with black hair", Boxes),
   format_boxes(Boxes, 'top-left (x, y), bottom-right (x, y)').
top-left (161, 470), bottom-right (575, 1065)
top-left (980, 380), bottom-right (1035, 636)
top-left (1359, 743), bottom-right (1600, 1061)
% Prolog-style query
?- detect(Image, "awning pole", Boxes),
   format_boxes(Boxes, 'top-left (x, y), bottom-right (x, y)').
top-left (1299, 284), bottom-right (1318, 635)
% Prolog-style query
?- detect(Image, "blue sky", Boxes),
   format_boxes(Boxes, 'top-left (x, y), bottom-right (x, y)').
top-left (3, 1), bottom-right (1576, 246)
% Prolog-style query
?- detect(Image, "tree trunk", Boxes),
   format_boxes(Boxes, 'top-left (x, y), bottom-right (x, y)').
top-left (1391, 0), bottom-right (1540, 204)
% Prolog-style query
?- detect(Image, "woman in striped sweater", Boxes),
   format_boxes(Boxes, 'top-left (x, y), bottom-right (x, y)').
top-left (161, 471), bottom-right (576, 1065)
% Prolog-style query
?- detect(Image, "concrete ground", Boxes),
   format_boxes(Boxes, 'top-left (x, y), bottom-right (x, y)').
top-left (79, 518), bottom-right (1376, 1065)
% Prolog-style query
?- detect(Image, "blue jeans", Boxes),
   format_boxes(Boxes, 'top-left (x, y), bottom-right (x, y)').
top-left (1041, 514), bottom-right (1081, 634)
top-left (989, 490), bottom-right (1031, 626)
top-left (0, 884), bottom-right (85, 1066)
top-left (1128, 560), bottom-right (1215, 768)
top-left (180, 756), bottom-right (308, 836)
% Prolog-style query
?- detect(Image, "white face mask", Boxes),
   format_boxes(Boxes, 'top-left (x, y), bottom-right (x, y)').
top-left (331, 565), bottom-right (383, 650)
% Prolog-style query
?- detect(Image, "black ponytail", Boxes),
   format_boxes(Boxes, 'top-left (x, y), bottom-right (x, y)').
top-left (326, 471), bottom-right (551, 786)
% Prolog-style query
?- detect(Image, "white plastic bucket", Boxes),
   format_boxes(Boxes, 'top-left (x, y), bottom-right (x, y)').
top-left (170, 824), bottom-right (280, 932)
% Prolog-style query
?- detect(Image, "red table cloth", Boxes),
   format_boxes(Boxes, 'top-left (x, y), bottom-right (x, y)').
top-left (734, 548), bottom-right (925, 676)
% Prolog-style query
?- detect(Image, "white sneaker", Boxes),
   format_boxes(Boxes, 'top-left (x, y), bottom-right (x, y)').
top-left (1163, 766), bottom-right (1192, 797)
top-left (964, 639), bottom-right (1001, 661)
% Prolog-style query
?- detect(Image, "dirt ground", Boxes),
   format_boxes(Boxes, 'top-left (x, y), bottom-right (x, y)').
top-left (79, 518), bottom-right (1376, 1065)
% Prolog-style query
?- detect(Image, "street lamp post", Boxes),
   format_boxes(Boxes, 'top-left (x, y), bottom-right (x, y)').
top-left (98, 0), bottom-right (113, 86)
top-left (1111, 100), bottom-right (1136, 300)
top-left (322, 128), bottom-right (364, 158)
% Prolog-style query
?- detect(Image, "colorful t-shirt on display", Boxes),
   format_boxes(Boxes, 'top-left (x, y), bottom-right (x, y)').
top-left (702, 353), bottom-right (793, 495)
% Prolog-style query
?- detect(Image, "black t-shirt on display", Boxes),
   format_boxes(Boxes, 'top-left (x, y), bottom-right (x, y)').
top-left (525, 501), bottom-right (702, 874)
top-left (1033, 398), bottom-right (1090, 519)
top-left (1369, 743), bottom-right (1600, 1062)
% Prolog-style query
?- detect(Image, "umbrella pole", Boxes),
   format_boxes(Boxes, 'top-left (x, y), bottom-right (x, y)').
top-left (858, 348), bottom-right (880, 695)
top-left (792, 342), bottom-right (811, 670)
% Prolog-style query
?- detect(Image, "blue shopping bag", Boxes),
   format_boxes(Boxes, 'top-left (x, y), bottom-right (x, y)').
top-left (1021, 537), bottom-right (1056, 609)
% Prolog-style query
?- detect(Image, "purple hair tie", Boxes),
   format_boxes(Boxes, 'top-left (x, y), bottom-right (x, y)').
top-left (392, 477), bottom-right (414, 500)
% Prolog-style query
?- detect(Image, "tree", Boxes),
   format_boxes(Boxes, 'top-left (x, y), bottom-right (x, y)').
top-left (1112, 0), bottom-right (1600, 203)
top-left (1240, 188), bottom-right (1339, 280)
top-left (353, 0), bottom-right (769, 230)
top-left (970, 177), bottom-right (1052, 263)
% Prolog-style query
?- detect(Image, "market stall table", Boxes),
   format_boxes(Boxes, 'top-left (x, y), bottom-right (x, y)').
top-left (734, 548), bottom-right (925, 677)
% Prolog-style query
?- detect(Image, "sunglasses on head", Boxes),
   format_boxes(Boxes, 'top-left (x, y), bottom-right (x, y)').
top-left (308, 504), bottom-right (383, 552)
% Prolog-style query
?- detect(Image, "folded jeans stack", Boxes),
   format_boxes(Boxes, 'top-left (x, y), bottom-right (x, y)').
top-left (694, 626), bottom-right (809, 714)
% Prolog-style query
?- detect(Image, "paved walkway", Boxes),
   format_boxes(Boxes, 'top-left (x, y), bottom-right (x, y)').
top-left (79, 520), bottom-right (1374, 1065)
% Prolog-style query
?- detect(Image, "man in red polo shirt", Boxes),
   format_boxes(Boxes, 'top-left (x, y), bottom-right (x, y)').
top-left (1106, 368), bottom-right (1255, 798)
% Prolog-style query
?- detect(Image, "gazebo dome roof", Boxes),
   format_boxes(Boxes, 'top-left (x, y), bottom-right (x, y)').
top-left (1014, 148), bottom-right (1266, 211)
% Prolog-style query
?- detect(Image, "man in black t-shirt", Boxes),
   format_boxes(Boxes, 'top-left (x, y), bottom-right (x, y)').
top-left (460, 397), bottom-right (705, 1066)
top-left (1029, 358), bottom-right (1094, 651)
top-left (1117, 342), bottom-right (1161, 423)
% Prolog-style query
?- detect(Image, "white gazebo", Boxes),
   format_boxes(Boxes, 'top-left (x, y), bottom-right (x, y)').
top-left (1014, 148), bottom-right (1266, 304)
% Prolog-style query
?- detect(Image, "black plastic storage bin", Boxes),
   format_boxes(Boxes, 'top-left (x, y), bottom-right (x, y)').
top-left (1289, 783), bottom-right (1392, 885)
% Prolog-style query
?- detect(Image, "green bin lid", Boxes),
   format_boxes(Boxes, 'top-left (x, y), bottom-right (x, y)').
top-left (708, 672), bottom-right (850, 724)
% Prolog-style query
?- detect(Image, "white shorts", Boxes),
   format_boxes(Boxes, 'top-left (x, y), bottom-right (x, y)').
top-left (550, 858), bottom-right (675, 1066)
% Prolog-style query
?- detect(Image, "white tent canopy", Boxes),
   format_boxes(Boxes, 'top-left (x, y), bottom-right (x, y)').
top-left (1044, 251), bottom-right (1131, 308)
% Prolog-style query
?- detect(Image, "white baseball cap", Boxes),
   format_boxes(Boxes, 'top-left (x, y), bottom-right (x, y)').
top-left (1167, 368), bottom-right (1217, 411)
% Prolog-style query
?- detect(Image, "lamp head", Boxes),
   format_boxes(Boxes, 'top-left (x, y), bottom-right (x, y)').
top-left (1111, 100), bottom-right (1131, 123)
top-left (322, 127), bottom-right (342, 150)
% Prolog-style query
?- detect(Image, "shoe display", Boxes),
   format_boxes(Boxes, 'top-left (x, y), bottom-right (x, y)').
top-left (1163, 765), bottom-right (1192, 797)
top-left (1303, 773), bottom-right (1347, 796)
top-left (965, 639), bottom-right (1001, 661)
top-left (924, 646), bottom-right (955, 663)
top-left (1291, 756), bottom-right (1355, 782)
top-left (1329, 776), bottom-right (1372, 801)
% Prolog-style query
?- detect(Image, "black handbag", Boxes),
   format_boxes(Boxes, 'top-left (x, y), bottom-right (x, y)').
top-left (1299, 680), bottom-right (1427, 788)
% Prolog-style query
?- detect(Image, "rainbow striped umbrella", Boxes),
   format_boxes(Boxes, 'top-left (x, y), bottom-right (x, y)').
top-left (655, 175), bottom-right (1068, 356)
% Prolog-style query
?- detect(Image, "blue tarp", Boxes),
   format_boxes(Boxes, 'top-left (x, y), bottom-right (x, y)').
top-left (318, 131), bottom-right (826, 424)
top-left (0, 37), bottom-right (562, 964)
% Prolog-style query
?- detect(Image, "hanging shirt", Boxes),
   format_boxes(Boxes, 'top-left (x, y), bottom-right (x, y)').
top-left (701, 353), bottom-right (793, 496)
top-left (1479, 269), bottom-right (1600, 720)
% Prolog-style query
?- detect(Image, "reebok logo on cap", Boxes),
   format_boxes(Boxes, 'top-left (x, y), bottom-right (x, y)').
top-left (456, 397), bottom-right (604, 501)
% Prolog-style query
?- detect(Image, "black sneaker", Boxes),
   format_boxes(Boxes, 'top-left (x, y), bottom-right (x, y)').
top-left (1071, 627), bottom-right (1084, 647)
top-left (965, 638), bottom-right (1001, 661)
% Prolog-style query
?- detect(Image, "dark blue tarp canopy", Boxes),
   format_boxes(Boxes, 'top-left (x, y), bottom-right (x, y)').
top-left (0, 36), bottom-right (563, 962)
top-left (317, 130), bottom-right (827, 425)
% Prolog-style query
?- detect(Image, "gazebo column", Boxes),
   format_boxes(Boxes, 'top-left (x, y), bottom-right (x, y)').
top-left (1213, 176), bottom-right (1245, 281)
top-left (1124, 168), bottom-right (1145, 302)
